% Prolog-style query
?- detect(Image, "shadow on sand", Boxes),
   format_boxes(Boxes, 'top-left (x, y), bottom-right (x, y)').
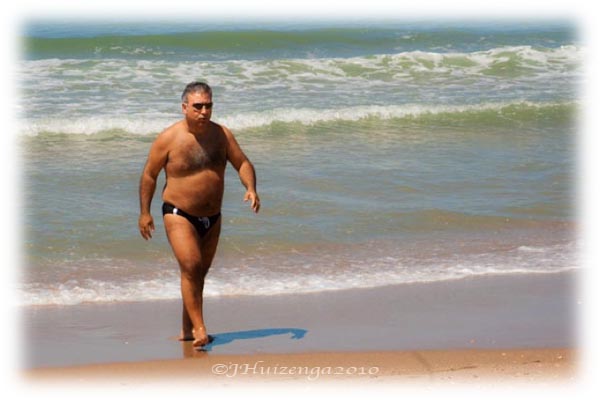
top-left (202, 328), bottom-right (308, 351)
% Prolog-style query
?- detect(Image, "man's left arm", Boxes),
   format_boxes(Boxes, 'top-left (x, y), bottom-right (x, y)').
top-left (224, 126), bottom-right (260, 213)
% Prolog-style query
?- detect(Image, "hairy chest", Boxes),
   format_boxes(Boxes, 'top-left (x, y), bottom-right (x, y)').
top-left (167, 134), bottom-right (227, 175)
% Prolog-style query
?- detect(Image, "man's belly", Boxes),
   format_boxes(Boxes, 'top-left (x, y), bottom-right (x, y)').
top-left (162, 171), bottom-right (225, 216)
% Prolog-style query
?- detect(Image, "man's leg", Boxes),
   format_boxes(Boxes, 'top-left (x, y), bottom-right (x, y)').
top-left (164, 215), bottom-right (221, 347)
top-left (181, 218), bottom-right (221, 345)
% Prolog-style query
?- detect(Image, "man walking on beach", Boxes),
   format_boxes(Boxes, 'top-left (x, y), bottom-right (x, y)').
top-left (138, 82), bottom-right (260, 348)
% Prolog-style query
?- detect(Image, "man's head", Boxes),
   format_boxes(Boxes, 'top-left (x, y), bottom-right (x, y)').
top-left (181, 82), bottom-right (213, 128)
top-left (181, 81), bottom-right (212, 104)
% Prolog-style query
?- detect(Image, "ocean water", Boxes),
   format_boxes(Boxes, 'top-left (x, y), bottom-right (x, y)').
top-left (19, 20), bottom-right (580, 306)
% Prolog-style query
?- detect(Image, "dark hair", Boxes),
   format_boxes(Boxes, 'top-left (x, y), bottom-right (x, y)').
top-left (181, 81), bottom-right (212, 103)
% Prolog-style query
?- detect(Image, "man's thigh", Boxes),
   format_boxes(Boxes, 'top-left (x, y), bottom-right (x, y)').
top-left (163, 214), bottom-right (203, 270)
top-left (164, 214), bottom-right (222, 272)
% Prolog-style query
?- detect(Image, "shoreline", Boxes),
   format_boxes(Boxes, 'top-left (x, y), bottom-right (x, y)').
top-left (21, 270), bottom-right (578, 371)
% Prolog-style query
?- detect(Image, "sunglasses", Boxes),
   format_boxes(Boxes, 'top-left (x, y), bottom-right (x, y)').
top-left (191, 102), bottom-right (213, 111)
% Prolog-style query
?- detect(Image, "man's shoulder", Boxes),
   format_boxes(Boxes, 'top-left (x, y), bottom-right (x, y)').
top-left (210, 120), bottom-right (227, 131)
top-left (210, 121), bottom-right (233, 137)
top-left (150, 121), bottom-right (184, 151)
top-left (164, 120), bottom-right (186, 134)
top-left (157, 120), bottom-right (185, 139)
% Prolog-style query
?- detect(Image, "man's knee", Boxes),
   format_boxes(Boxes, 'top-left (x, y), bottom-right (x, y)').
top-left (179, 259), bottom-right (206, 281)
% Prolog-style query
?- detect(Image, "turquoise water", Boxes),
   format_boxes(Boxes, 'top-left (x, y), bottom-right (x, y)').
top-left (19, 20), bottom-right (580, 306)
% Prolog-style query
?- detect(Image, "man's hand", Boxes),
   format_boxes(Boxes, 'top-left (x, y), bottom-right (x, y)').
top-left (244, 190), bottom-right (261, 213)
top-left (139, 213), bottom-right (155, 240)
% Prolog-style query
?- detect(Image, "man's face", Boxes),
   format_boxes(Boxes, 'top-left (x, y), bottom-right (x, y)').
top-left (182, 91), bottom-right (213, 126)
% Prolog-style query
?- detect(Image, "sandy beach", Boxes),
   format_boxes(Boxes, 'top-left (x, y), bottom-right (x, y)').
top-left (25, 348), bottom-right (575, 386)
top-left (20, 271), bottom-right (579, 386)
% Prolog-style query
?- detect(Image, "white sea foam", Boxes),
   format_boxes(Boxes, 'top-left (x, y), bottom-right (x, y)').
top-left (20, 278), bottom-right (182, 306)
top-left (19, 116), bottom-right (173, 137)
top-left (20, 265), bottom-right (578, 307)
top-left (19, 240), bottom-right (578, 307)
top-left (18, 45), bottom-right (581, 111)
top-left (17, 44), bottom-right (580, 141)
top-left (518, 245), bottom-right (547, 253)
top-left (22, 45), bottom-right (581, 75)
top-left (19, 100), bottom-right (574, 137)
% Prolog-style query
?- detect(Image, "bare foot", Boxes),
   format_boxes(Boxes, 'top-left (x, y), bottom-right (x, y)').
top-left (192, 327), bottom-right (209, 348)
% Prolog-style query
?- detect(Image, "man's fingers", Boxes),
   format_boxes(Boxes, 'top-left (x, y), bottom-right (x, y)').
top-left (243, 192), bottom-right (260, 213)
top-left (140, 224), bottom-right (154, 240)
top-left (147, 224), bottom-right (154, 239)
top-left (139, 214), bottom-right (155, 240)
top-left (252, 197), bottom-right (260, 213)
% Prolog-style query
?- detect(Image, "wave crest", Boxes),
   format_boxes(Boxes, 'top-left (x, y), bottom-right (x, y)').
top-left (20, 100), bottom-right (577, 137)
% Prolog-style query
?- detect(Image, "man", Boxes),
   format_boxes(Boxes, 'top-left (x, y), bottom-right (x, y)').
top-left (138, 82), bottom-right (260, 348)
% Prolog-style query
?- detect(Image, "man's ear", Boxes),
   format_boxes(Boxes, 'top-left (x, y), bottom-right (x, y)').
top-left (181, 102), bottom-right (187, 113)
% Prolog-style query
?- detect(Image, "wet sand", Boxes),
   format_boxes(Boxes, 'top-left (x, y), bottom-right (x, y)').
top-left (21, 271), bottom-right (579, 385)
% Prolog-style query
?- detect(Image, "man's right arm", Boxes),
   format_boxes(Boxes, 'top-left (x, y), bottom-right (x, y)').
top-left (138, 132), bottom-right (170, 240)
